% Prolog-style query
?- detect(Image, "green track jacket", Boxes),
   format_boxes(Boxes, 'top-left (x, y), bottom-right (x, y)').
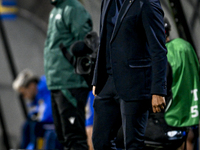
top-left (165, 38), bottom-right (200, 127)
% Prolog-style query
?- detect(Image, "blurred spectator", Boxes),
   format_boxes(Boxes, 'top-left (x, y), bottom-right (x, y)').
top-left (43, 0), bottom-right (92, 149)
top-left (164, 18), bottom-right (200, 150)
top-left (12, 69), bottom-right (63, 149)
top-left (13, 69), bottom-right (52, 123)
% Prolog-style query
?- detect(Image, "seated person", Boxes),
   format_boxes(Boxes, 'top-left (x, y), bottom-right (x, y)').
top-left (12, 69), bottom-right (63, 149)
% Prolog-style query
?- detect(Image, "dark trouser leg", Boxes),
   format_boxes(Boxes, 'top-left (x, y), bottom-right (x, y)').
top-left (120, 100), bottom-right (150, 150)
top-left (68, 88), bottom-right (89, 150)
top-left (20, 121), bottom-right (31, 149)
top-left (51, 88), bottom-right (89, 150)
top-left (51, 91), bottom-right (64, 143)
top-left (92, 76), bottom-right (122, 150)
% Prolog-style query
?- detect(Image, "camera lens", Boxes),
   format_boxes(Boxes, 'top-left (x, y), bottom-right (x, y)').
top-left (76, 56), bottom-right (91, 74)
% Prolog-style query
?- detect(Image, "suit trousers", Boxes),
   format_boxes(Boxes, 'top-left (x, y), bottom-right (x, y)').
top-left (51, 88), bottom-right (89, 150)
top-left (92, 75), bottom-right (150, 150)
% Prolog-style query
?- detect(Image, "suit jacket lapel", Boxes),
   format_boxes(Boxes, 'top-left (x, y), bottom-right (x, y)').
top-left (110, 0), bottom-right (135, 43)
top-left (101, 0), bottom-right (111, 31)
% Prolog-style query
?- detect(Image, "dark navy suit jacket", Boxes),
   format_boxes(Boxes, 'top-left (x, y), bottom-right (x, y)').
top-left (92, 0), bottom-right (167, 101)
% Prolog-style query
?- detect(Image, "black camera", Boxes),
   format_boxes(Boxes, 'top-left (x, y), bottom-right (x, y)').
top-left (60, 31), bottom-right (99, 85)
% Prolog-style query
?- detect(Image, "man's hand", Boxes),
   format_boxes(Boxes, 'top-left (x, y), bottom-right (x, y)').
top-left (92, 86), bottom-right (97, 97)
top-left (152, 95), bottom-right (166, 113)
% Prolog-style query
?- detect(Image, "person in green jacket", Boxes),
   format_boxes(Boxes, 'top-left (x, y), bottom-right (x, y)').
top-left (44, 0), bottom-right (92, 149)
top-left (164, 18), bottom-right (200, 150)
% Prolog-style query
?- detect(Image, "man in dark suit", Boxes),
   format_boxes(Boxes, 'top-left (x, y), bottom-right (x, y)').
top-left (92, 0), bottom-right (167, 149)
